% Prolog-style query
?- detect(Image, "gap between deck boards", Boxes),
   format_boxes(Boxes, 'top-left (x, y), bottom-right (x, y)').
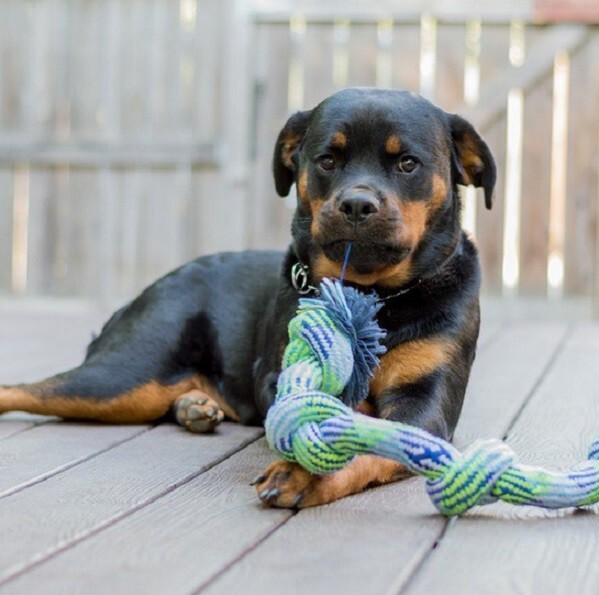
top-left (0, 320), bottom-right (575, 595)
top-left (397, 323), bottom-right (573, 594)
top-left (403, 323), bottom-right (599, 594)
top-left (0, 425), bottom-right (263, 589)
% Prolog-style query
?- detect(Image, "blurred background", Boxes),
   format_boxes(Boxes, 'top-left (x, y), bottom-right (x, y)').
top-left (0, 0), bottom-right (597, 318)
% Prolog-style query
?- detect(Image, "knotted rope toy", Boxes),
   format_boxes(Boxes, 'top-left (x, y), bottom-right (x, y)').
top-left (265, 278), bottom-right (599, 516)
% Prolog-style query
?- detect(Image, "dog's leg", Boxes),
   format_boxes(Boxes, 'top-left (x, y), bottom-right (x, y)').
top-left (0, 373), bottom-right (202, 424)
top-left (254, 456), bottom-right (409, 508)
top-left (255, 364), bottom-right (462, 507)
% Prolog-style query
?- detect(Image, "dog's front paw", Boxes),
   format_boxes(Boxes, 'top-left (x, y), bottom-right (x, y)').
top-left (251, 460), bottom-right (327, 508)
top-left (174, 391), bottom-right (224, 433)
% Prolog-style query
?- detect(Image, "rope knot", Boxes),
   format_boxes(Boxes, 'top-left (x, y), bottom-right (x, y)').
top-left (265, 391), bottom-right (359, 474)
top-left (425, 439), bottom-right (516, 515)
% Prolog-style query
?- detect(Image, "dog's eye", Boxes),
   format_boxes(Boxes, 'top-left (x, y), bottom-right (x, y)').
top-left (397, 156), bottom-right (419, 174)
top-left (317, 155), bottom-right (336, 171)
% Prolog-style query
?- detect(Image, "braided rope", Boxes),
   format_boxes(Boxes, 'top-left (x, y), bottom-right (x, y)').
top-left (265, 279), bottom-right (599, 516)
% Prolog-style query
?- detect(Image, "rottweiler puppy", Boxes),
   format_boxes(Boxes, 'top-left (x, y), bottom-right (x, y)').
top-left (0, 88), bottom-right (495, 508)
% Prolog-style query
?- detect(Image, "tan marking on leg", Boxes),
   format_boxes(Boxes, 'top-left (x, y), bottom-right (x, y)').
top-left (355, 399), bottom-right (376, 416)
top-left (0, 374), bottom-right (239, 423)
top-left (385, 134), bottom-right (401, 154)
top-left (369, 337), bottom-right (455, 396)
top-left (194, 376), bottom-right (239, 422)
top-left (255, 456), bottom-right (409, 508)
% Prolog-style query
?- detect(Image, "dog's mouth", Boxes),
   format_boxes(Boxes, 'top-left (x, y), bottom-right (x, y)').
top-left (320, 239), bottom-right (411, 274)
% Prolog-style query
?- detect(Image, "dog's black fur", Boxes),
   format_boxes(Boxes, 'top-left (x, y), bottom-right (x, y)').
top-left (0, 88), bottom-right (496, 504)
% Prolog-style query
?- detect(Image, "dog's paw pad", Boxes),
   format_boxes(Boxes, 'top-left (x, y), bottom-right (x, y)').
top-left (175, 391), bottom-right (224, 433)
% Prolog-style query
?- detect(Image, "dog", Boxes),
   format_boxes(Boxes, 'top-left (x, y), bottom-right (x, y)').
top-left (0, 88), bottom-right (496, 508)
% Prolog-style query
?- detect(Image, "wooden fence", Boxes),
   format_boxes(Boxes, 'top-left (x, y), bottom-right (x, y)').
top-left (0, 0), bottom-right (598, 311)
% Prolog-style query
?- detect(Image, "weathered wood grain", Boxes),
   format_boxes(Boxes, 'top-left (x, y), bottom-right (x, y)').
top-left (201, 323), bottom-right (568, 595)
top-left (405, 323), bottom-right (599, 595)
top-left (0, 422), bottom-right (262, 586)
top-left (0, 308), bottom-right (109, 438)
top-left (1, 440), bottom-right (290, 595)
top-left (0, 422), bottom-right (149, 499)
top-left (0, 308), bottom-right (149, 494)
top-left (0, 413), bottom-right (52, 442)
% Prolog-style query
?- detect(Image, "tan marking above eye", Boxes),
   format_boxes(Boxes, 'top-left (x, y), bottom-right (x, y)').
top-left (369, 337), bottom-right (455, 396)
top-left (332, 132), bottom-right (347, 149)
top-left (385, 135), bottom-right (401, 154)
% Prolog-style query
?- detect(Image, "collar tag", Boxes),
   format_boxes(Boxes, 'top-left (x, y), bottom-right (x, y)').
top-left (291, 262), bottom-right (319, 295)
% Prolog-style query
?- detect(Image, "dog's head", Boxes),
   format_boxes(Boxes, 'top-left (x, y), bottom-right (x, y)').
top-left (273, 88), bottom-right (496, 287)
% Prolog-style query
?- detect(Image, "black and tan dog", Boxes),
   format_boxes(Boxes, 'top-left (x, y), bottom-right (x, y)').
top-left (0, 88), bottom-right (496, 508)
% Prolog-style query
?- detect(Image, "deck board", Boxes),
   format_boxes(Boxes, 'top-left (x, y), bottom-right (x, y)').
top-left (0, 422), bottom-right (150, 498)
top-left (404, 323), bottom-right (599, 595)
top-left (0, 307), bottom-right (109, 439)
top-left (201, 323), bottom-right (569, 595)
top-left (0, 423), bottom-right (261, 587)
top-left (1, 440), bottom-right (291, 595)
top-left (1, 308), bottom-right (596, 595)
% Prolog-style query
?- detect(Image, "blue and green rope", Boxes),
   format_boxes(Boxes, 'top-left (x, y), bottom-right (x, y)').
top-left (265, 278), bottom-right (599, 516)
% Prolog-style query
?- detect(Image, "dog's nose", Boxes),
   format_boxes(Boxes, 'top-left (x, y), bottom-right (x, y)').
top-left (339, 195), bottom-right (379, 224)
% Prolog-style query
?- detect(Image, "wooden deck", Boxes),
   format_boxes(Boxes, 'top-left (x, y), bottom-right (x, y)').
top-left (0, 305), bottom-right (598, 594)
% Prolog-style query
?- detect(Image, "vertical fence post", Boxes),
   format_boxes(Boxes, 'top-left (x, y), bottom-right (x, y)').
top-left (594, 129), bottom-right (599, 319)
top-left (219, 0), bottom-right (255, 251)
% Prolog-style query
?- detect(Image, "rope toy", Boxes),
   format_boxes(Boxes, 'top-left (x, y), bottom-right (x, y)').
top-left (265, 278), bottom-right (599, 516)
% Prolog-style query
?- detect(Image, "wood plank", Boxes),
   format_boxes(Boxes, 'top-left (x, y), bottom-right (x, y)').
top-left (564, 37), bottom-right (599, 296)
top-left (2, 440), bottom-right (290, 595)
top-left (0, 413), bottom-right (52, 442)
top-left (0, 140), bottom-right (217, 168)
top-left (0, 309), bottom-right (109, 438)
top-left (0, 423), bottom-right (149, 499)
top-left (0, 168), bottom-right (14, 293)
top-left (252, 1), bottom-right (535, 25)
top-left (404, 323), bottom-right (599, 595)
top-left (347, 24), bottom-right (378, 88)
top-left (459, 25), bottom-right (590, 132)
top-left (246, 23), bottom-right (294, 252)
top-left (200, 323), bottom-right (568, 595)
top-left (476, 117), bottom-right (507, 293)
top-left (0, 422), bottom-right (261, 586)
top-left (519, 74), bottom-right (552, 296)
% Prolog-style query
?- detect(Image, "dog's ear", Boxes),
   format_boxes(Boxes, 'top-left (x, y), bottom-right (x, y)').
top-left (448, 114), bottom-right (497, 210)
top-left (272, 110), bottom-right (312, 197)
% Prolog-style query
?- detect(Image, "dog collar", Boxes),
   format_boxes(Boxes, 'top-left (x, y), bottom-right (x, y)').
top-left (290, 262), bottom-right (321, 296)
top-left (290, 260), bottom-right (420, 301)
top-left (291, 244), bottom-right (457, 302)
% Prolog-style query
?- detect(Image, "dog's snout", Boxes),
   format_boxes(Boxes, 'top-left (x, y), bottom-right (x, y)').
top-left (339, 194), bottom-right (379, 224)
